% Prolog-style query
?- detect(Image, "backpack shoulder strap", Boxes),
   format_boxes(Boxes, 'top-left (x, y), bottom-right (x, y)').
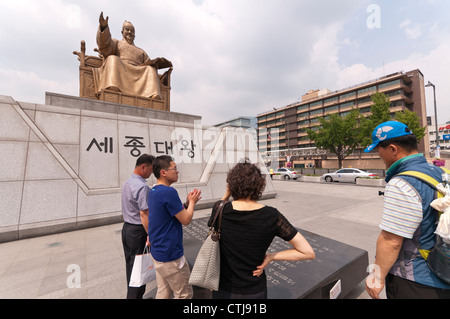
top-left (397, 170), bottom-right (439, 187)
top-left (395, 170), bottom-right (444, 261)
top-left (397, 170), bottom-right (443, 199)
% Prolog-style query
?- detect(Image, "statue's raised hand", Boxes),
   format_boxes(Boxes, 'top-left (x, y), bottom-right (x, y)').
top-left (99, 12), bottom-right (109, 30)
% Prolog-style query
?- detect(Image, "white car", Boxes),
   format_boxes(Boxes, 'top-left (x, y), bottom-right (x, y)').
top-left (322, 168), bottom-right (379, 183)
top-left (274, 168), bottom-right (301, 180)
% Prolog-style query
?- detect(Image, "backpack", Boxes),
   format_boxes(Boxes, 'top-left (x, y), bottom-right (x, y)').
top-left (397, 167), bottom-right (450, 285)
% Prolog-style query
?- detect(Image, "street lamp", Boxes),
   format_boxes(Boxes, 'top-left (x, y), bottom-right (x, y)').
top-left (425, 81), bottom-right (440, 158)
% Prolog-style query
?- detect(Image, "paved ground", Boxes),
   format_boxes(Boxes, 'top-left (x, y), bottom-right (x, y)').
top-left (0, 180), bottom-right (386, 299)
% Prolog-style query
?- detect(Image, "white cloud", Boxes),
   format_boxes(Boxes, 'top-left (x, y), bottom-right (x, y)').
top-left (399, 19), bottom-right (411, 29)
top-left (404, 24), bottom-right (423, 40)
top-left (0, 68), bottom-right (76, 103)
top-left (0, 0), bottom-right (449, 125)
top-left (399, 18), bottom-right (423, 39)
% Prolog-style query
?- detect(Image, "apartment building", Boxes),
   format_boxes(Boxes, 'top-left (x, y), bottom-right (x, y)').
top-left (257, 69), bottom-right (430, 169)
top-left (428, 116), bottom-right (450, 155)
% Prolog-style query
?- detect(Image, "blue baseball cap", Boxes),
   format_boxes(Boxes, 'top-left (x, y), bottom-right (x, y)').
top-left (364, 121), bottom-right (413, 153)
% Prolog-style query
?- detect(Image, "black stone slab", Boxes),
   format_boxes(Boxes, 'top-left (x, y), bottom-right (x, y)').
top-left (183, 217), bottom-right (369, 299)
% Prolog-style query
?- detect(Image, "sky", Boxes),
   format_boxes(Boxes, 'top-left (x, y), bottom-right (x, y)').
top-left (1, 0), bottom-right (450, 126)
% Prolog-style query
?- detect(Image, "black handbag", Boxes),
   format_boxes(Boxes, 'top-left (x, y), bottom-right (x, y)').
top-left (426, 237), bottom-right (450, 285)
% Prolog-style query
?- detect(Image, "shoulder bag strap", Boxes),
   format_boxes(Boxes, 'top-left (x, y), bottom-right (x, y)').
top-left (210, 200), bottom-right (226, 232)
top-left (208, 200), bottom-right (226, 241)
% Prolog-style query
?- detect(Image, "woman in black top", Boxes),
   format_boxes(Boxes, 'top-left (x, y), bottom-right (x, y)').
top-left (208, 161), bottom-right (315, 299)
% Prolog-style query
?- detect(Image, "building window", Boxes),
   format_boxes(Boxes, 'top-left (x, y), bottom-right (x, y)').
top-left (310, 101), bottom-right (322, 108)
top-left (325, 105), bottom-right (339, 112)
top-left (340, 101), bottom-right (355, 109)
top-left (297, 105), bottom-right (308, 112)
top-left (297, 112), bottom-right (308, 119)
top-left (324, 96), bottom-right (338, 104)
top-left (298, 120), bottom-right (309, 126)
top-left (358, 96), bottom-right (372, 104)
top-left (384, 90), bottom-right (402, 98)
top-left (390, 101), bottom-right (404, 107)
top-left (378, 79), bottom-right (401, 89)
top-left (340, 91), bottom-right (356, 99)
top-left (358, 86), bottom-right (376, 95)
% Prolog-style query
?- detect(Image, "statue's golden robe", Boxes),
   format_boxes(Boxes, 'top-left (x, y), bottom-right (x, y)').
top-left (93, 26), bottom-right (161, 99)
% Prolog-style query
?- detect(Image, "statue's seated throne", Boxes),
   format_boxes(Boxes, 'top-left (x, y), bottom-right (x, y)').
top-left (73, 40), bottom-right (172, 111)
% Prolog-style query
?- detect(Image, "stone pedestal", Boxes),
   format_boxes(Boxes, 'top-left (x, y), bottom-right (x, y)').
top-left (0, 93), bottom-right (275, 242)
top-left (145, 217), bottom-right (369, 299)
top-left (189, 218), bottom-right (368, 299)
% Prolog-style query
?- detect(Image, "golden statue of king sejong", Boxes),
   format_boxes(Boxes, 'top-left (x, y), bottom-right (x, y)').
top-left (74, 12), bottom-right (173, 110)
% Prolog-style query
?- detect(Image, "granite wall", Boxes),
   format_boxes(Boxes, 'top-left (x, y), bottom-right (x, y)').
top-left (0, 93), bottom-right (275, 242)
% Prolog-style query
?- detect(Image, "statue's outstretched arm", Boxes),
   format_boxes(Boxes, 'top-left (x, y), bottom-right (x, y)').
top-left (99, 12), bottom-right (109, 32)
top-left (97, 11), bottom-right (117, 58)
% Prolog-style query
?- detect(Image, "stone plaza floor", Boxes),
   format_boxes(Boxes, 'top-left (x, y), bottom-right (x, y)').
top-left (0, 180), bottom-right (386, 299)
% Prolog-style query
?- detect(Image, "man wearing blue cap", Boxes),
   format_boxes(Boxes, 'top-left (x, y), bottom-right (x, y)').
top-left (364, 121), bottom-right (450, 299)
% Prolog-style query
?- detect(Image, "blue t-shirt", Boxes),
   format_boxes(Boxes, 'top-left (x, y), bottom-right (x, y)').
top-left (148, 184), bottom-right (184, 262)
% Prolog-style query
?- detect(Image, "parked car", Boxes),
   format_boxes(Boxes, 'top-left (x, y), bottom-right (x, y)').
top-left (322, 168), bottom-right (379, 183)
top-left (274, 168), bottom-right (301, 180)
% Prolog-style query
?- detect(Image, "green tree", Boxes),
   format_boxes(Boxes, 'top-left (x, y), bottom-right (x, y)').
top-left (307, 109), bottom-right (367, 168)
top-left (365, 92), bottom-right (426, 143)
top-left (368, 92), bottom-right (391, 130)
top-left (394, 109), bottom-right (427, 142)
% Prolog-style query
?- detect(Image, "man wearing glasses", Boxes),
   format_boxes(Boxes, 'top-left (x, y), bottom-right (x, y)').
top-left (148, 155), bottom-right (202, 298)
